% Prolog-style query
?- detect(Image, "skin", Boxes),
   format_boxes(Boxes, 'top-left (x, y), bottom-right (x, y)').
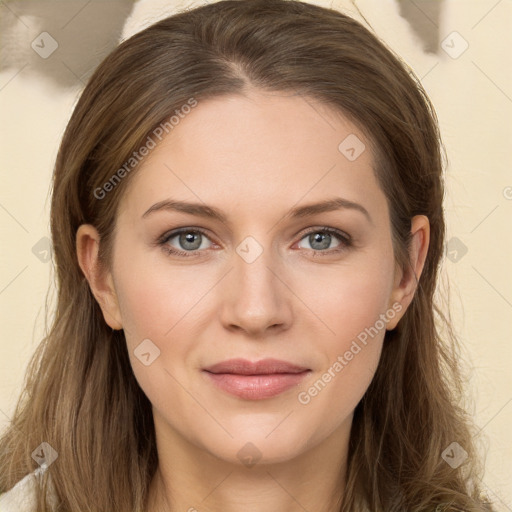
top-left (76, 88), bottom-right (429, 512)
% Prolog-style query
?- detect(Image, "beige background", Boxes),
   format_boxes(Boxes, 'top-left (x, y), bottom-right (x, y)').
top-left (0, 0), bottom-right (511, 508)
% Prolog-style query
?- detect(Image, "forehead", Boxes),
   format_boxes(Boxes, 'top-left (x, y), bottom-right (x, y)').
top-left (118, 90), bottom-right (385, 222)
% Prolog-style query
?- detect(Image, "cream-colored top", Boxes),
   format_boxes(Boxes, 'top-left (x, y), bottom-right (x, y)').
top-left (0, 466), bottom-right (57, 512)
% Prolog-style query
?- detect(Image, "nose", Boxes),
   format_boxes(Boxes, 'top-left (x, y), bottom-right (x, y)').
top-left (218, 241), bottom-right (293, 337)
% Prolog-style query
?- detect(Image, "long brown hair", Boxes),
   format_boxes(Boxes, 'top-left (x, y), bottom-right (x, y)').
top-left (0, 1), bottom-right (494, 510)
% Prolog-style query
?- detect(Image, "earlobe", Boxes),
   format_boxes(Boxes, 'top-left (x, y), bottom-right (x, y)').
top-left (76, 224), bottom-right (123, 330)
top-left (386, 215), bottom-right (430, 330)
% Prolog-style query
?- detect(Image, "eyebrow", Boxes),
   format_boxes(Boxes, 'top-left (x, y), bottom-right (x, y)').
top-left (142, 197), bottom-right (372, 224)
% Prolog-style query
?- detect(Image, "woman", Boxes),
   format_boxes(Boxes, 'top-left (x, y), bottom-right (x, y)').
top-left (0, 0), bottom-right (495, 510)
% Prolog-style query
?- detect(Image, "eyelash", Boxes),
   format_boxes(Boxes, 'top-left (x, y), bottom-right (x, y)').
top-left (156, 226), bottom-right (352, 258)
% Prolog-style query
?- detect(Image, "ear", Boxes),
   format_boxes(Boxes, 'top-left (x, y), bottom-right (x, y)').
top-left (76, 224), bottom-right (123, 330)
top-left (386, 215), bottom-right (430, 330)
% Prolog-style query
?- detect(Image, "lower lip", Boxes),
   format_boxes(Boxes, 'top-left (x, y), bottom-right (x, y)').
top-left (203, 371), bottom-right (311, 400)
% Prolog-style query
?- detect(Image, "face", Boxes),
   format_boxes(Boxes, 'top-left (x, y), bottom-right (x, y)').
top-left (82, 89), bottom-right (415, 467)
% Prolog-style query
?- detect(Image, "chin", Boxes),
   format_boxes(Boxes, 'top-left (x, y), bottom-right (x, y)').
top-left (198, 426), bottom-right (312, 467)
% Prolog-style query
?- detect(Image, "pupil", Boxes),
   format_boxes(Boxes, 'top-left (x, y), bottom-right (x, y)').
top-left (181, 232), bottom-right (200, 250)
top-left (311, 232), bottom-right (330, 250)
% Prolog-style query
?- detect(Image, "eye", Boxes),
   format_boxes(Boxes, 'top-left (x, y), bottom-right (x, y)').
top-left (157, 226), bottom-right (352, 258)
top-left (158, 228), bottom-right (214, 257)
top-left (296, 227), bottom-right (352, 255)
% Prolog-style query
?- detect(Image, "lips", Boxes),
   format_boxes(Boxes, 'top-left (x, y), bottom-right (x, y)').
top-left (202, 358), bottom-right (311, 400)
top-left (203, 358), bottom-right (310, 375)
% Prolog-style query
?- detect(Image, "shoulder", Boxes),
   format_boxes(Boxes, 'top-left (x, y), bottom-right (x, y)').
top-left (0, 466), bottom-right (56, 512)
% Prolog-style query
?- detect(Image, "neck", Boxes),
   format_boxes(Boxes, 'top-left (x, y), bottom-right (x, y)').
top-left (146, 415), bottom-right (351, 512)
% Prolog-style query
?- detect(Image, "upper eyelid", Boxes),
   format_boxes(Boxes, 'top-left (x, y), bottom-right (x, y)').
top-left (159, 226), bottom-right (215, 244)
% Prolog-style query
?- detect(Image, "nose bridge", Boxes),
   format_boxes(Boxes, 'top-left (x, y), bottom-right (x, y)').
top-left (234, 233), bottom-right (278, 302)
top-left (234, 239), bottom-right (276, 298)
top-left (220, 232), bottom-right (291, 334)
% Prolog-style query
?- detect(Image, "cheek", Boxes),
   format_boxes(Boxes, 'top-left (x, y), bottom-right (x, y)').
top-left (113, 251), bottom-right (212, 342)
top-left (112, 252), bottom-right (221, 397)
top-left (294, 253), bottom-right (395, 348)
top-left (113, 260), bottom-right (202, 412)
top-left (292, 254), bottom-right (394, 423)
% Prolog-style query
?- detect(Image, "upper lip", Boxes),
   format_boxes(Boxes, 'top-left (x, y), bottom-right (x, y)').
top-left (203, 358), bottom-right (310, 375)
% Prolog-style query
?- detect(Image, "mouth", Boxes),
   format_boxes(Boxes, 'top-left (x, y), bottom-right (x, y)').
top-left (202, 358), bottom-right (311, 400)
